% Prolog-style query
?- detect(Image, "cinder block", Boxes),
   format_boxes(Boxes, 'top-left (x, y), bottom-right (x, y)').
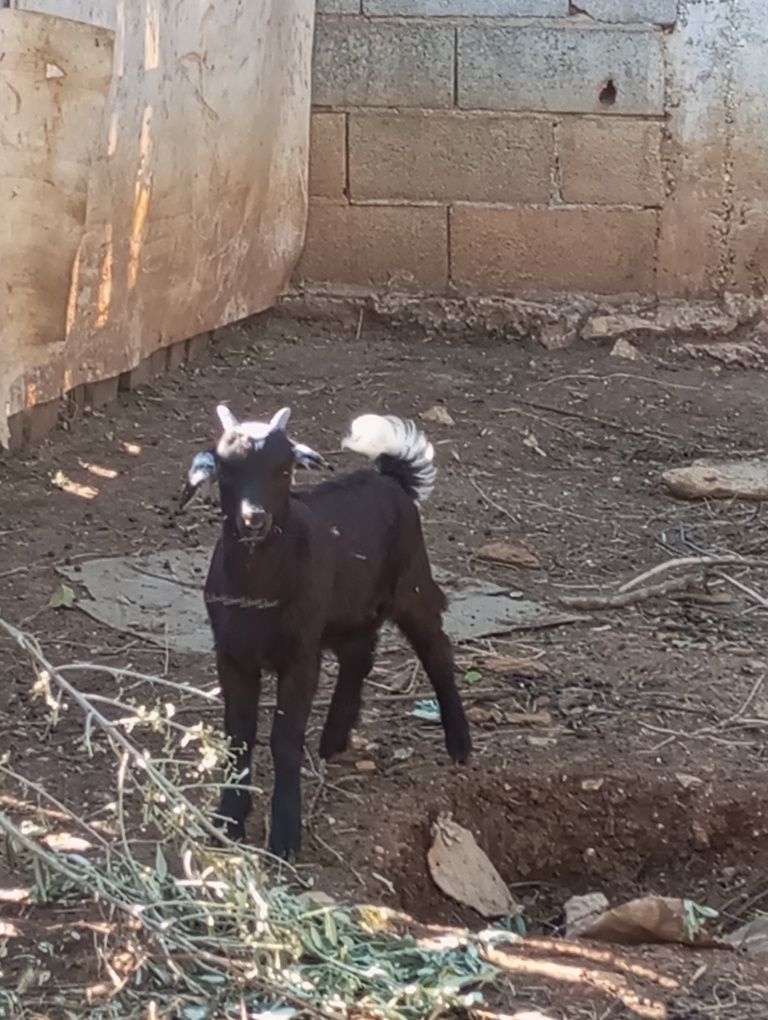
top-left (27, 400), bottom-right (61, 444)
top-left (310, 113), bottom-right (347, 198)
top-left (318, 0), bottom-right (360, 11)
top-left (730, 210), bottom-right (768, 294)
top-left (166, 341), bottom-right (186, 372)
top-left (451, 205), bottom-right (657, 294)
top-left (6, 411), bottom-right (28, 452)
top-left (83, 376), bottom-right (119, 410)
top-left (349, 111), bottom-right (552, 203)
top-left (364, 0), bottom-right (567, 13)
top-left (118, 349), bottom-right (166, 391)
top-left (458, 23), bottom-right (664, 115)
top-left (577, 0), bottom-right (677, 23)
top-left (296, 201), bottom-right (448, 289)
top-left (558, 118), bottom-right (664, 205)
top-left (185, 332), bottom-right (211, 365)
top-left (313, 17), bottom-right (454, 108)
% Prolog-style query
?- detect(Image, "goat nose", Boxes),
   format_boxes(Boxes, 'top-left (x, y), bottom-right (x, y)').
top-left (240, 501), bottom-right (266, 529)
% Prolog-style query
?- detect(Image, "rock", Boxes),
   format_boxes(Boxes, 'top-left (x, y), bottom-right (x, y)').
top-left (584, 314), bottom-right (657, 340)
top-left (421, 405), bottom-right (455, 427)
top-left (355, 759), bottom-right (377, 772)
top-left (583, 304), bottom-right (738, 341)
top-left (565, 892), bottom-right (609, 938)
top-left (676, 772), bottom-right (704, 790)
top-left (662, 459), bottom-right (768, 501)
top-left (610, 338), bottom-right (641, 360)
top-left (724, 916), bottom-right (768, 954)
top-left (476, 542), bottom-right (540, 569)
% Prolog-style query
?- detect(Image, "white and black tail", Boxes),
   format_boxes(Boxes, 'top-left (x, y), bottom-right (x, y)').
top-left (342, 414), bottom-right (436, 502)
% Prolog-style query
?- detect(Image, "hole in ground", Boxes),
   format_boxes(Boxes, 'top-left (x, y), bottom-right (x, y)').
top-left (384, 768), bottom-right (768, 933)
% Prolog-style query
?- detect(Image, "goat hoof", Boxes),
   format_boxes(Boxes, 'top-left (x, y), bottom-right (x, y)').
top-left (446, 730), bottom-right (472, 765)
top-left (269, 822), bottom-right (301, 860)
top-left (319, 730), bottom-right (348, 761)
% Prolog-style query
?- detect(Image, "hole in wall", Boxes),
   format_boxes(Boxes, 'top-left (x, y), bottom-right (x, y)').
top-left (599, 79), bottom-right (617, 106)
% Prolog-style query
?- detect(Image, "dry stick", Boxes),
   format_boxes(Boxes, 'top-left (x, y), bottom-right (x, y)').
top-left (618, 556), bottom-right (768, 593)
top-left (561, 556), bottom-right (768, 610)
top-left (497, 397), bottom-right (674, 442)
top-left (468, 474), bottom-right (520, 526)
top-left (560, 576), bottom-right (696, 610)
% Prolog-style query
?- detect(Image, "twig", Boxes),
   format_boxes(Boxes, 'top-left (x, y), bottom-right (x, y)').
top-left (496, 397), bottom-right (674, 442)
top-left (468, 474), bottom-right (520, 526)
top-left (713, 570), bottom-right (768, 610)
top-left (561, 555), bottom-right (768, 609)
top-left (560, 576), bottom-right (696, 610)
top-left (619, 556), bottom-right (768, 593)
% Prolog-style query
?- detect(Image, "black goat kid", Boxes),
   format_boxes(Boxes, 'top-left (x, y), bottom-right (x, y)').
top-left (181, 405), bottom-right (471, 858)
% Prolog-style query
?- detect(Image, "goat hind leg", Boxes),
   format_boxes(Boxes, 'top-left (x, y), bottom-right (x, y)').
top-left (396, 613), bottom-right (471, 764)
top-left (319, 630), bottom-right (377, 760)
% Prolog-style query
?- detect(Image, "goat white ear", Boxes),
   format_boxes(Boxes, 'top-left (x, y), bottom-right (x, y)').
top-left (270, 407), bottom-right (291, 433)
top-left (180, 450), bottom-right (216, 508)
top-left (216, 404), bottom-right (239, 432)
top-left (293, 442), bottom-right (331, 471)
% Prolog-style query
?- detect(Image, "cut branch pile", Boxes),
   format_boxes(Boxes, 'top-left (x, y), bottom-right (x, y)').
top-left (0, 617), bottom-right (502, 1020)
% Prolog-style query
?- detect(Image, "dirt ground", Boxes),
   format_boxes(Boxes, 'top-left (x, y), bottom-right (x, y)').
top-left (2, 311), bottom-right (768, 1018)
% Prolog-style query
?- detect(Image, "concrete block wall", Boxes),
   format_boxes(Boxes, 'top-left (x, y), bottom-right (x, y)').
top-left (297, 1), bottom-right (768, 299)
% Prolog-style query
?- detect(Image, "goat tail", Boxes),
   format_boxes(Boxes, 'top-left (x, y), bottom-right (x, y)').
top-left (342, 414), bottom-right (437, 502)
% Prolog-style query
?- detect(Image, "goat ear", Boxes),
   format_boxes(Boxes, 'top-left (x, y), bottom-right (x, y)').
top-left (216, 404), bottom-right (239, 432)
top-left (270, 407), bottom-right (291, 433)
top-left (293, 442), bottom-right (332, 472)
top-left (180, 450), bottom-right (217, 508)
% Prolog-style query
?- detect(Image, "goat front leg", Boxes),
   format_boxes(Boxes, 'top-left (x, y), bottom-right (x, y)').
top-left (269, 654), bottom-right (320, 859)
top-left (216, 652), bottom-right (261, 842)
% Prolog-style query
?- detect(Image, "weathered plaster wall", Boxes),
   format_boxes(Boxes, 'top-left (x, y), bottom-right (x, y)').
top-left (297, 0), bottom-right (768, 301)
top-left (0, 0), bottom-right (314, 446)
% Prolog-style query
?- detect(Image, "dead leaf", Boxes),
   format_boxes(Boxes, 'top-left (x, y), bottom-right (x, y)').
top-left (428, 813), bottom-right (520, 918)
top-left (42, 831), bottom-right (92, 853)
top-left (581, 778), bottom-right (605, 792)
top-left (421, 405), bottom-right (455, 427)
top-left (565, 892), bottom-right (609, 938)
top-left (577, 896), bottom-right (721, 947)
top-left (676, 773), bottom-right (704, 790)
top-left (481, 655), bottom-right (547, 677)
top-left (527, 735), bottom-right (557, 748)
top-left (523, 432), bottom-right (547, 458)
top-left (477, 543), bottom-right (540, 569)
top-left (466, 705), bottom-right (506, 726)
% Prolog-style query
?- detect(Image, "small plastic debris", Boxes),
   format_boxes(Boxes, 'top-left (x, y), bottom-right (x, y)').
top-left (411, 699), bottom-right (441, 723)
top-left (48, 583), bottom-right (75, 609)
